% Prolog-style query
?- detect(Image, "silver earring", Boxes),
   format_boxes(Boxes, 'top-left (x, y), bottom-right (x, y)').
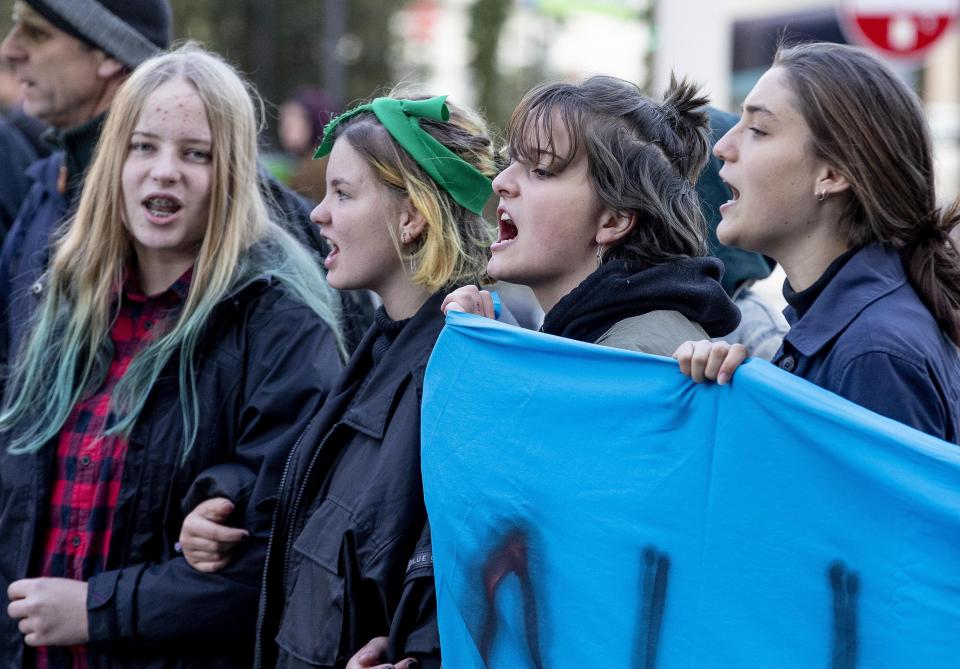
top-left (817, 189), bottom-right (828, 202)
top-left (596, 245), bottom-right (604, 269)
top-left (401, 232), bottom-right (410, 244)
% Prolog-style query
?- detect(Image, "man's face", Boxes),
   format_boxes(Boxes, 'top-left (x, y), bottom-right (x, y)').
top-left (0, 2), bottom-right (111, 128)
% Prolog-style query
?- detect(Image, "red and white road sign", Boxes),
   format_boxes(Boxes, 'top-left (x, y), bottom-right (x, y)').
top-left (838, 0), bottom-right (960, 60)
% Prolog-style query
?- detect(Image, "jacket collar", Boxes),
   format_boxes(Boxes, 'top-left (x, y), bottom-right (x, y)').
top-left (48, 113), bottom-right (107, 206)
top-left (340, 292), bottom-right (446, 439)
top-left (782, 243), bottom-right (906, 356)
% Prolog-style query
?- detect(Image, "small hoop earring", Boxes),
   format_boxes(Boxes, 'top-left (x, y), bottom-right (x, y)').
top-left (596, 245), bottom-right (604, 269)
top-left (817, 190), bottom-right (828, 202)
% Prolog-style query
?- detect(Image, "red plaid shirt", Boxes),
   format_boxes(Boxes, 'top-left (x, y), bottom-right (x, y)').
top-left (35, 269), bottom-right (191, 669)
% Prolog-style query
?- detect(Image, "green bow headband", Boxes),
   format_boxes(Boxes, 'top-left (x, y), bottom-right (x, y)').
top-left (314, 96), bottom-right (492, 215)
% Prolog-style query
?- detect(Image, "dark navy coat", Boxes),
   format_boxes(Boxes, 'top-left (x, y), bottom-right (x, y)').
top-left (0, 119), bottom-right (39, 241)
top-left (773, 243), bottom-right (960, 445)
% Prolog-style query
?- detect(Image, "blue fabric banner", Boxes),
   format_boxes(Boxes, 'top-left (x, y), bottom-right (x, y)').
top-left (421, 312), bottom-right (960, 668)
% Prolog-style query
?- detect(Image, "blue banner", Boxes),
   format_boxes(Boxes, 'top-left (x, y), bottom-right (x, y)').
top-left (422, 312), bottom-right (960, 668)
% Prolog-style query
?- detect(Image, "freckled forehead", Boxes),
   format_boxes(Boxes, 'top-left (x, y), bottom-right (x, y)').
top-left (135, 79), bottom-right (212, 141)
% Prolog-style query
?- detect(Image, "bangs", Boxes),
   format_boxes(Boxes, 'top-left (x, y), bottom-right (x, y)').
top-left (506, 85), bottom-right (583, 173)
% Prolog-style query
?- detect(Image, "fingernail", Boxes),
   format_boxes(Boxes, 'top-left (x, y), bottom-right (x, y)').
top-left (718, 372), bottom-right (729, 385)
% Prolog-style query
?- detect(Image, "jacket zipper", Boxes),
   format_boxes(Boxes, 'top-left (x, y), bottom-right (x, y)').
top-left (253, 418), bottom-right (341, 668)
top-left (254, 418), bottom-right (313, 667)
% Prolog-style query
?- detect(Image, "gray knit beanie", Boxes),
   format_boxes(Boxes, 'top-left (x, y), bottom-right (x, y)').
top-left (24, 0), bottom-right (172, 69)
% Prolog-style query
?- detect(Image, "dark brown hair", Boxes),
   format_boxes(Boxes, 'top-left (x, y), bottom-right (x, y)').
top-left (775, 41), bottom-right (960, 344)
top-left (506, 74), bottom-right (711, 267)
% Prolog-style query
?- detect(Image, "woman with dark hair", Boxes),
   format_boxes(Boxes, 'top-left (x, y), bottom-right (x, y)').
top-left (443, 74), bottom-right (740, 354)
top-left (675, 41), bottom-right (960, 443)
top-left (178, 93), bottom-right (498, 668)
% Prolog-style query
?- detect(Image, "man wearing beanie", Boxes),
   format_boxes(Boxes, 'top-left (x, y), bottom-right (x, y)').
top-left (0, 0), bottom-right (171, 373)
top-left (0, 0), bottom-right (373, 372)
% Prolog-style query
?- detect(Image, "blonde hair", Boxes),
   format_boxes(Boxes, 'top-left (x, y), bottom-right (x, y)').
top-left (2, 42), bottom-right (343, 455)
top-left (329, 95), bottom-right (497, 292)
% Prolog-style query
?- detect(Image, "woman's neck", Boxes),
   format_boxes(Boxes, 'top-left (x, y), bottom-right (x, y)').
top-left (776, 226), bottom-right (852, 293)
top-left (532, 262), bottom-right (597, 315)
top-left (135, 251), bottom-right (195, 296)
top-left (376, 278), bottom-right (433, 321)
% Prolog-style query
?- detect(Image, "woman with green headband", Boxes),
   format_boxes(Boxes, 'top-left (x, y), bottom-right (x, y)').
top-left (178, 93), bottom-right (498, 668)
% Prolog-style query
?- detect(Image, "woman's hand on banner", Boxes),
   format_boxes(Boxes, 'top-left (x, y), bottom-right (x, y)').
top-left (673, 339), bottom-right (747, 385)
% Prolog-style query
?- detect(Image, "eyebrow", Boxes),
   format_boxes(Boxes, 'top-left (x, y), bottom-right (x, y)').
top-left (132, 130), bottom-right (211, 144)
top-left (742, 104), bottom-right (776, 118)
top-left (329, 177), bottom-right (352, 187)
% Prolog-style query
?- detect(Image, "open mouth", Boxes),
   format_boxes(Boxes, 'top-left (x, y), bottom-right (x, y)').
top-left (497, 210), bottom-right (518, 242)
top-left (323, 242), bottom-right (340, 269)
top-left (719, 179), bottom-right (740, 209)
top-left (143, 196), bottom-right (182, 220)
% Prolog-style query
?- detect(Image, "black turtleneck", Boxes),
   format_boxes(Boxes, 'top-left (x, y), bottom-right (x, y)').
top-left (371, 306), bottom-right (413, 366)
top-left (540, 257), bottom-right (741, 344)
top-left (46, 113), bottom-right (107, 208)
top-left (783, 246), bottom-right (861, 319)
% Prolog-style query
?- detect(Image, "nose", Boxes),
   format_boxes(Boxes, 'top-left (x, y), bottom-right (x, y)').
top-left (149, 148), bottom-right (181, 184)
top-left (310, 198), bottom-right (331, 226)
top-left (713, 125), bottom-right (737, 163)
top-left (492, 161), bottom-right (520, 198)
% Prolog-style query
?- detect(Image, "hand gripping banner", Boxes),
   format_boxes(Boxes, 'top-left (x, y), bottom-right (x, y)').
top-left (421, 312), bottom-right (960, 668)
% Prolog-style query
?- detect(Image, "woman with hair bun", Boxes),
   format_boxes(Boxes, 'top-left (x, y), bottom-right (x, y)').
top-left (675, 42), bottom-right (960, 444)
top-left (444, 74), bottom-right (740, 353)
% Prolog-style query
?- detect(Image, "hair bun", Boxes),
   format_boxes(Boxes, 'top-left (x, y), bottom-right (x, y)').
top-left (658, 74), bottom-right (711, 182)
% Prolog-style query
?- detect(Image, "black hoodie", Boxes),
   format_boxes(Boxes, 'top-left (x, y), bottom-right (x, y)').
top-left (541, 257), bottom-right (740, 344)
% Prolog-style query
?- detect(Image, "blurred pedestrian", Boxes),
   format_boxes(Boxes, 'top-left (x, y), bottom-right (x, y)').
top-left (0, 43), bottom-right (344, 667)
top-left (675, 42), bottom-right (960, 445)
top-left (272, 87), bottom-right (337, 202)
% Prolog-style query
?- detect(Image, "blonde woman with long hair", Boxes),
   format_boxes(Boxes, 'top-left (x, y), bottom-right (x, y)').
top-left (177, 93), bottom-right (497, 669)
top-left (0, 43), bottom-right (344, 668)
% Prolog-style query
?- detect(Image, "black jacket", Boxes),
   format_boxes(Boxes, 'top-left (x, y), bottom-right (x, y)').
top-left (0, 278), bottom-right (343, 668)
top-left (256, 294), bottom-right (446, 669)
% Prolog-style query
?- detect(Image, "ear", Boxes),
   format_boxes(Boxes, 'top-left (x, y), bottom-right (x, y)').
top-left (815, 163), bottom-right (850, 198)
top-left (595, 208), bottom-right (636, 247)
top-left (398, 198), bottom-right (428, 245)
top-left (96, 55), bottom-right (125, 81)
